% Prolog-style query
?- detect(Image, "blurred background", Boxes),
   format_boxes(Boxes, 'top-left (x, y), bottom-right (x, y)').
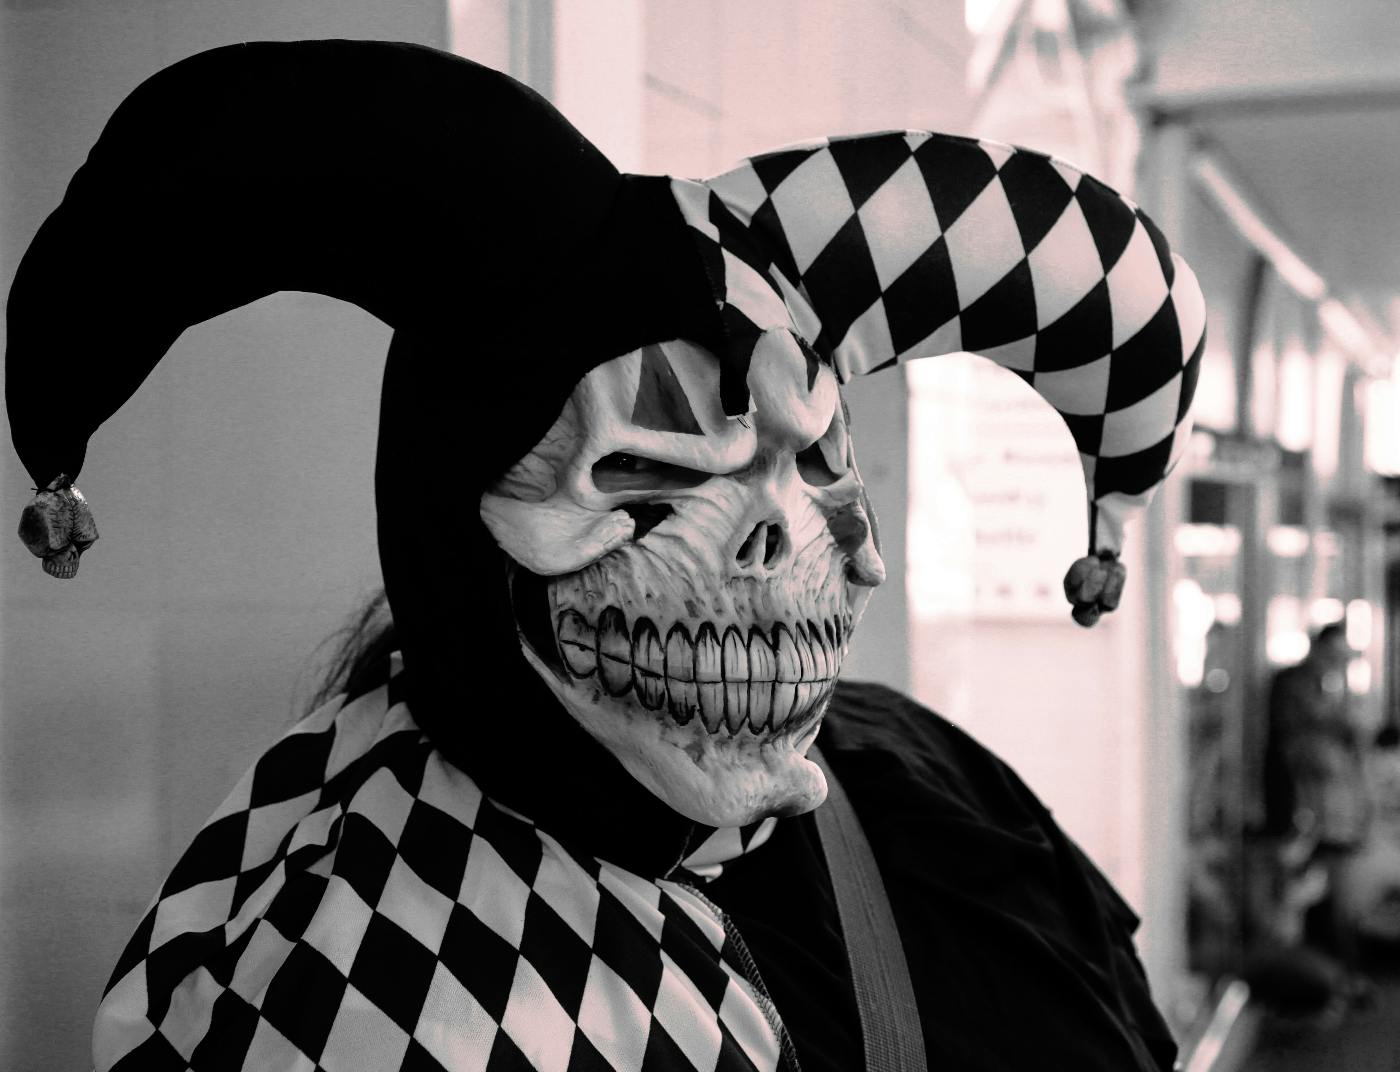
top-left (3, 1), bottom-right (1399, 1068)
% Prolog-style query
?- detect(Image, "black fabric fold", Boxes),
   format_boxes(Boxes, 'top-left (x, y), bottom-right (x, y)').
top-left (709, 680), bottom-right (1179, 1072)
top-left (7, 40), bottom-right (620, 488)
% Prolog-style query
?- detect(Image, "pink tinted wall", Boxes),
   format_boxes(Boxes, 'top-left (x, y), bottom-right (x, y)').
top-left (1, 5), bottom-right (447, 1067)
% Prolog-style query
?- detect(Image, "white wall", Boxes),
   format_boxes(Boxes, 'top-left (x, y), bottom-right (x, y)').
top-left (1, 5), bottom-right (446, 1067)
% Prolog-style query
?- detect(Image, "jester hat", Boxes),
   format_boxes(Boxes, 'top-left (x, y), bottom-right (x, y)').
top-left (8, 40), bottom-right (1204, 709)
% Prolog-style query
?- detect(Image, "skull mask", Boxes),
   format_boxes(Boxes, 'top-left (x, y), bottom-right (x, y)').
top-left (481, 330), bottom-right (886, 828)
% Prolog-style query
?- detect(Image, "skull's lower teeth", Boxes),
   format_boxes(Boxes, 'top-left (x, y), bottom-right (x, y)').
top-left (555, 607), bottom-right (852, 735)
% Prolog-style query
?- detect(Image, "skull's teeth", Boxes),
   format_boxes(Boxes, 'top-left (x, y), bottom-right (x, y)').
top-left (747, 629), bottom-right (777, 732)
top-left (809, 620), bottom-right (832, 680)
top-left (553, 606), bottom-right (850, 736)
top-left (721, 628), bottom-right (749, 734)
top-left (632, 618), bottom-right (666, 711)
top-left (558, 610), bottom-right (597, 678)
top-left (664, 624), bottom-right (700, 725)
top-left (793, 623), bottom-right (815, 683)
top-left (597, 607), bottom-right (632, 697)
top-left (771, 682), bottom-right (798, 731)
top-left (772, 625), bottom-right (802, 684)
top-left (694, 623), bottom-right (724, 733)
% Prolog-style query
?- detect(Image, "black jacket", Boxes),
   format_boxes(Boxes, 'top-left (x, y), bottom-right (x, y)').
top-left (715, 680), bottom-right (1178, 1071)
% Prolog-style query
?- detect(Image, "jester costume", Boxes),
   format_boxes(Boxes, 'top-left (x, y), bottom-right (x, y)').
top-left (7, 41), bottom-right (1203, 1071)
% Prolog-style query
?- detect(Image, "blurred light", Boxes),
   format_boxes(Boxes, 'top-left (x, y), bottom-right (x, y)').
top-left (1267, 594), bottom-right (1308, 665)
top-left (1311, 349), bottom-right (1344, 479)
top-left (1317, 298), bottom-right (1382, 369)
top-left (1310, 597), bottom-right (1345, 627)
top-left (1250, 335), bottom-right (1278, 439)
top-left (1194, 343), bottom-right (1238, 432)
top-left (1347, 599), bottom-right (1374, 651)
top-left (1315, 530), bottom-right (1340, 557)
top-left (1348, 657), bottom-right (1372, 695)
top-left (1205, 667), bottom-right (1231, 694)
top-left (1029, 0), bottom-right (1069, 31)
top-left (1174, 578), bottom-right (1215, 688)
top-left (1275, 344), bottom-right (1314, 452)
top-left (1363, 374), bottom-right (1400, 476)
top-left (1174, 523), bottom-right (1241, 558)
top-left (1214, 592), bottom-right (1242, 626)
top-left (1189, 430), bottom-right (1216, 464)
top-left (965, 0), bottom-right (1003, 33)
top-left (1268, 631), bottom-right (1309, 665)
top-left (1266, 525), bottom-right (1309, 558)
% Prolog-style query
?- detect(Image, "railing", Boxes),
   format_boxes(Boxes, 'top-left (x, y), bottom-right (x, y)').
top-left (1178, 978), bottom-right (1258, 1072)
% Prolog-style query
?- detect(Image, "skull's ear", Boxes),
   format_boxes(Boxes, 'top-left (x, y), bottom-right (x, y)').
top-left (674, 132), bottom-right (1206, 625)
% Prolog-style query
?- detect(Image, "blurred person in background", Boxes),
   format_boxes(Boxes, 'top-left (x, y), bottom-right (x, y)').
top-left (1264, 623), bottom-right (1366, 849)
top-left (1249, 623), bottom-right (1376, 1019)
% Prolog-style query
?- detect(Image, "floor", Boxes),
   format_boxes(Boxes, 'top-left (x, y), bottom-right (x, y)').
top-left (1244, 978), bottom-right (1400, 1071)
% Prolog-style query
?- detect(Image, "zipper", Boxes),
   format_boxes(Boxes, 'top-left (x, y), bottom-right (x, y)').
top-left (681, 883), bottom-right (804, 1072)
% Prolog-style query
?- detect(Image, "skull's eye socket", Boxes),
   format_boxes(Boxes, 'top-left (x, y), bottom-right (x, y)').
top-left (592, 453), bottom-right (711, 493)
top-left (795, 442), bottom-right (840, 487)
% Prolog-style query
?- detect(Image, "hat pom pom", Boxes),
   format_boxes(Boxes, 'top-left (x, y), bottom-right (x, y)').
top-left (1063, 552), bottom-right (1125, 627)
top-left (18, 475), bottom-right (98, 579)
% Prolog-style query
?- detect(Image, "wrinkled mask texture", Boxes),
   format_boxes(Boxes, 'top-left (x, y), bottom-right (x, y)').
top-left (481, 331), bottom-right (886, 827)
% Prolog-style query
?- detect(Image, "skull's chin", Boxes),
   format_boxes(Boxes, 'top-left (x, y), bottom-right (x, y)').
top-left (513, 588), bottom-right (858, 827)
top-left (521, 639), bottom-right (830, 826)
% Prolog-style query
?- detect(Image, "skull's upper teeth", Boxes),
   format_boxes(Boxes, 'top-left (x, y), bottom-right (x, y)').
top-left (596, 607), bottom-right (633, 698)
top-left (554, 606), bottom-right (852, 736)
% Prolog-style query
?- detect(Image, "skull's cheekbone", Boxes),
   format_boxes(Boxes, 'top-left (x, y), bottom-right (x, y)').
top-left (555, 608), bottom-right (853, 737)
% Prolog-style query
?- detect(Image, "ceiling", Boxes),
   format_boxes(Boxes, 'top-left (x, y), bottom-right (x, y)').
top-left (1142, 0), bottom-right (1400, 332)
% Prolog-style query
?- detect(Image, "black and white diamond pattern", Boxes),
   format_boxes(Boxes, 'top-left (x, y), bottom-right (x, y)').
top-left (671, 130), bottom-right (1206, 558)
top-left (94, 664), bottom-right (785, 1072)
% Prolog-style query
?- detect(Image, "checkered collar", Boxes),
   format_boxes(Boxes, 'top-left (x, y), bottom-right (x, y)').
top-left (94, 666), bottom-right (793, 1071)
top-left (439, 696), bottom-right (781, 885)
top-left (490, 771), bottom-right (781, 887)
top-left (392, 657), bottom-right (784, 885)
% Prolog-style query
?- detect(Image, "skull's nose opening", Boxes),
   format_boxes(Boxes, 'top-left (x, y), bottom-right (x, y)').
top-left (735, 520), bottom-right (785, 570)
top-left (620, 501), bottom-right (673, 539)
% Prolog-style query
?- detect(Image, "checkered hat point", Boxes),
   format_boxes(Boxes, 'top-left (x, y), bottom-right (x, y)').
top-left (671, 132), bottom-right (1206, 625)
